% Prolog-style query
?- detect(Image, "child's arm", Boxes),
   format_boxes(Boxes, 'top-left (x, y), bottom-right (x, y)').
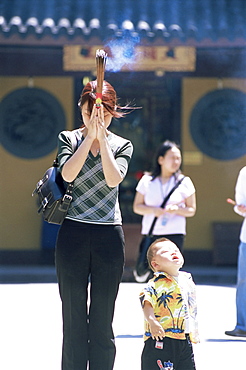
top-left (143, 301), bottom-right (165, 340)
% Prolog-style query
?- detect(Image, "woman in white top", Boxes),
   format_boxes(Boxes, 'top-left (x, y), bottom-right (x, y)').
top-left (133, 140), bottom-right (196, 254)
top-left (225, 166), bottom-right (246, 337)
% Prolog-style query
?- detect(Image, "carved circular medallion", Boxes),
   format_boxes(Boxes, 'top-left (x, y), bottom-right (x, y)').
top-left (0, 87), bottom-right (66, 159)
top-left (190, 88), bottom-right (246, 160)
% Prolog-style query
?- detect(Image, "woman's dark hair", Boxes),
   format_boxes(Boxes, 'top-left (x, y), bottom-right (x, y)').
top-left (151, 140), bottom-right (181, 180)
top-left (78, 80), bottom-right (127, 119)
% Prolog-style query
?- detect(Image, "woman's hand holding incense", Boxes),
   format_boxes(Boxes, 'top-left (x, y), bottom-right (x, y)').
top-left (96, 105), bottom-right (108, 142)
top-left (237, 204), bottom-right (246, 214)
top-left (87, 104), bottom-right (107, 142)
top-left (86, 105), bottom-right (99, 141)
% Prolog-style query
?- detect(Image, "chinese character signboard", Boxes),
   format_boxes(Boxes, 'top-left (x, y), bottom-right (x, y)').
top-left (63, 45), bottom-right (196, 72)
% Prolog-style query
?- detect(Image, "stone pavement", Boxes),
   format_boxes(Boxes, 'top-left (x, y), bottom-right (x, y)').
top-left (0, 264), bottom-right (237, 285)
top-left (0, 276), bottom-right (245, 370)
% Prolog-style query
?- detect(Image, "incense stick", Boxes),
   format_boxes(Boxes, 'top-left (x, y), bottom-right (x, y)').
top-left (226, 198), bottom-right (237, 205)
top-left (96, 49), bottom-right (107, 108)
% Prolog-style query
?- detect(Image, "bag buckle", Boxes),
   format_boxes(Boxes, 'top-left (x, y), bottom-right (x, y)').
top-left (63, 194), bottom-right (72, 202)
top-left (32, 179), bottom-right (43, 196)
top-left (41, 197), bottom-right (48, 209)
top-left (37, 197), bottom-right (48, 213)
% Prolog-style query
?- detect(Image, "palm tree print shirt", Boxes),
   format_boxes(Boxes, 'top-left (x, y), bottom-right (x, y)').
top-left (140, 271), bottom-right (199, 343)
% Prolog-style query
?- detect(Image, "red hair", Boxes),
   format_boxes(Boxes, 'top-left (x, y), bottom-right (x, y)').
top-left (78, 80), bottom-right (125, 118)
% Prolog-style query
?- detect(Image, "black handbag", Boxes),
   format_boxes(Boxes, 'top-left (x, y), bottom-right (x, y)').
top-left (32, 133), bottom-right (77, 225)
top-left (32, 159), bottom-right (74, 225)
top-left (133, 176), bottom-right (185, 282)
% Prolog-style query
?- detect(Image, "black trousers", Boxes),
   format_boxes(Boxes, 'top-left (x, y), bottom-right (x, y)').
top-left (55, 219), bottom-right (125, 370)
top-left (141, 336), bottom-right (196, 370)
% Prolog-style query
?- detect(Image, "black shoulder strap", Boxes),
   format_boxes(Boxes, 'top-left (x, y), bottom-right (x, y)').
top-left (147, 176), bottom-right (185, 236)
top-left (160, 176), bottom-right (185, 208)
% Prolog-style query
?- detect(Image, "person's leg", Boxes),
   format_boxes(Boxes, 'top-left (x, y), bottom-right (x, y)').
top-left (141, 337), bottom-right (195, 370)
top-left (142, 338), bottom-right (178, 370)
top-left (88, 225), bottom-right (125, 370)
top-left (236, 242), bottom-right (246, 331)
top-left (175, 335), bottom-right (196, 370)
top-left (141, 338), bottom-right (162, 370)
top-left (56, 220), bottom-right (91, 370)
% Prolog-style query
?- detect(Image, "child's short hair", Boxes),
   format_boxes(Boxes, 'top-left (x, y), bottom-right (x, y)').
top-left (147, 237), bottom-right (170, 271)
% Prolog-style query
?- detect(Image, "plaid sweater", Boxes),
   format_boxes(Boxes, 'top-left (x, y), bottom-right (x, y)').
top-left (57, 129), bottom-right (133, 225)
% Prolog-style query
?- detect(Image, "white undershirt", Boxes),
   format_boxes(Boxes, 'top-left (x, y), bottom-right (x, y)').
top-left (173, 274), bottom-right (190, 333)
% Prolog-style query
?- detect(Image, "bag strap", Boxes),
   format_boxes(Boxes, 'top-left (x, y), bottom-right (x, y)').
top-left (147, 176), bottom-right (185, 236)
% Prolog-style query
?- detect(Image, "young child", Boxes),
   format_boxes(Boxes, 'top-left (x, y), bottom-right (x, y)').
top-left (139, 237), bottom-right (199, 370)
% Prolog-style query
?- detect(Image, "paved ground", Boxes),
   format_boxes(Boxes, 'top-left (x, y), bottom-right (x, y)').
top-left (0, 275), bottom-right (244, 370)
top-left (0, 264), bottom-right (238, 285)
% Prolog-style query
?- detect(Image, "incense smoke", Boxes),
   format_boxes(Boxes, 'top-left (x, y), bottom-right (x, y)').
top-left (105, 35), bottom-right (140, 72)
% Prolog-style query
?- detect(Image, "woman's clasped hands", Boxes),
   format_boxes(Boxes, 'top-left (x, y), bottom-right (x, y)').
top-left (87, 104), bottom-right (108, 142)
